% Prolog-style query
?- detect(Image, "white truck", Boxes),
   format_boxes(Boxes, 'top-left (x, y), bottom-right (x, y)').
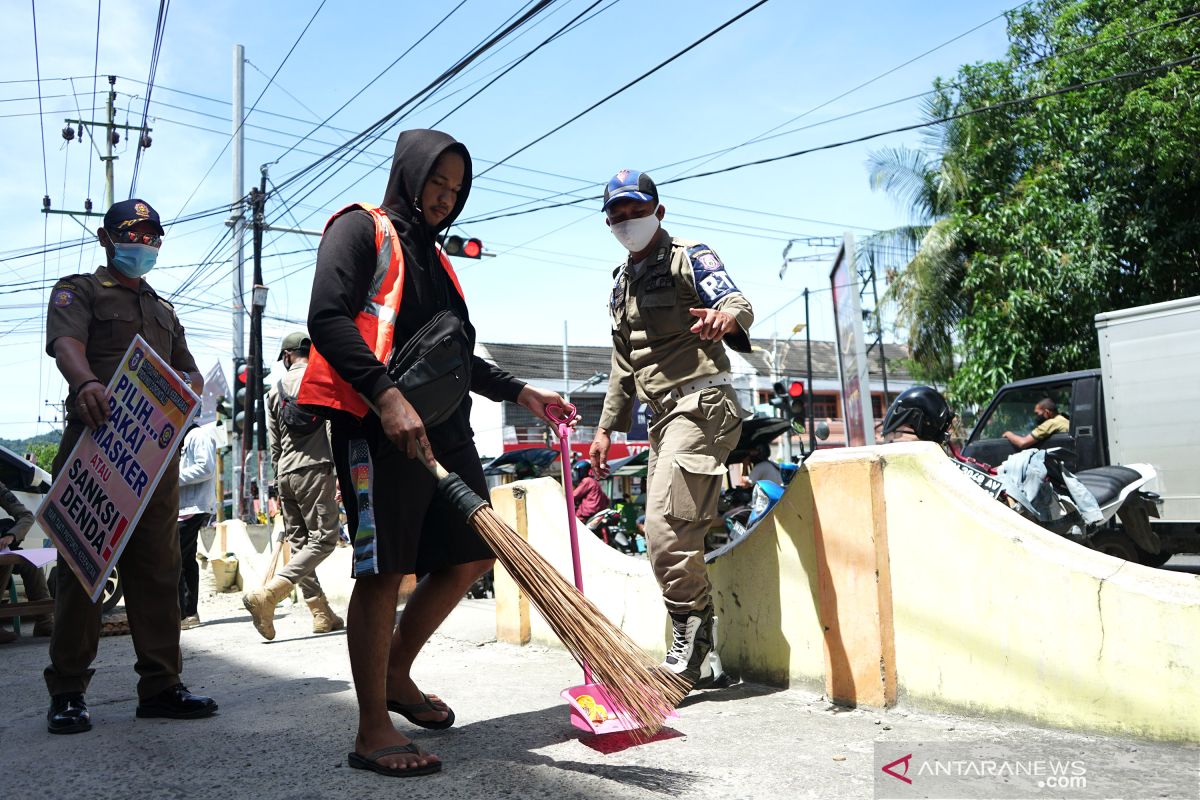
top-left (962, 295), bottom-right (1200, 565)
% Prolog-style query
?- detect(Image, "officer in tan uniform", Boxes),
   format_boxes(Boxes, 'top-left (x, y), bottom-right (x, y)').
top-left (589, 170), bottom-right (753, 687)
top-left (43, 199), bottom-right (217, 734)
top-left (242, 331), bottom-right (344, 639)
top-left (0, 479), bottom-right (51, 642)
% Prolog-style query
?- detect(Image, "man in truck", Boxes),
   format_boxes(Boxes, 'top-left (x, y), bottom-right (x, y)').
top-left (1003, 398), bottom-right (1069, 450)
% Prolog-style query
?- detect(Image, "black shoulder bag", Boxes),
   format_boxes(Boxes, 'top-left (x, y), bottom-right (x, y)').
top-left (385, 309), bottom-right (472, 428)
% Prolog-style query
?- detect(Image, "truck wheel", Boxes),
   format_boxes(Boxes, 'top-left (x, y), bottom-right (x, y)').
top-left (1089, 531), bottom-right (1139, 562)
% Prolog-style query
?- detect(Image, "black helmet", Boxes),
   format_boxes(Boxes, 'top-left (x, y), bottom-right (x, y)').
top-left (572, 459), bottom-right (591, 483)
top-left (882, 385), bottom-right (954, 443)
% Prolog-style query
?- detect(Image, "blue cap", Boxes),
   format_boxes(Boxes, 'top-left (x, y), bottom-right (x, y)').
top-left (602, 169), bottom-right (658, 211)
top-left (103, 198), bottom-right (164, 235)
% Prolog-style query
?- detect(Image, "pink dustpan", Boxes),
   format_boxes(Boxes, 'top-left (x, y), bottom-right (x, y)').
top-left (546, 403), bottom-right (677, 735)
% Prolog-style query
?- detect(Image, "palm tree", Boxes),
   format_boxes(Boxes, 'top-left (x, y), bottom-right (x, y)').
top-left (860, 90), bottom-right (969, 383)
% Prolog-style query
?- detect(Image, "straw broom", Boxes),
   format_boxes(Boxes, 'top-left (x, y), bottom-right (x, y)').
top-left (431, 459), bottom-right (690, 734)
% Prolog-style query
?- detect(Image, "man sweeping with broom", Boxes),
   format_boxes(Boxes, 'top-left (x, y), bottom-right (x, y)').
top-left (300, 129), bottom-right (569, 777)
top-left (590, 169), bottom-right (754, 691)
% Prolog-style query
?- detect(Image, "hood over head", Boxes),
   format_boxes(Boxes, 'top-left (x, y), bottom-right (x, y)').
top-left (381, 129), bottom-right (472, 234)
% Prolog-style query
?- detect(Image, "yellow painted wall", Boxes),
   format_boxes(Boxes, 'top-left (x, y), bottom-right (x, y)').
top-left (490, 446), bottom-right (1200, 741)
top-left (881, 442), bottom-right (1200, 741)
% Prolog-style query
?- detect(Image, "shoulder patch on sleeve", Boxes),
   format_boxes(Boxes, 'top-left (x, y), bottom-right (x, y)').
top-left (51, 287), bottom-right (76, 307)
top-left (686, 244), bottom-right (741, 307)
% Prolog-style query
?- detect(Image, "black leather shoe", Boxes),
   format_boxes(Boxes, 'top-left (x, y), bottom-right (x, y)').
top-left (135, 684), bottom-right (218, 719)
top-left (47, 693), bottom-right (92, 734)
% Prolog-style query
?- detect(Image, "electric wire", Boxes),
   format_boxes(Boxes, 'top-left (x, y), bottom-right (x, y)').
top-left (267, 0), bottom-right (470, 168)
top-left (168, 0), bottom-right (327, 228)
top-left (268, 0), bottom-right (559, 201)
top-left (264, 1), bottom-right (562, 230)
top-left (475, 0), bottom-right (771, 180)
top-left (128, 0), bottom-right (169, 197)
top-left (431, 0), bottom-right (614, 127)
top-left (666, 1), bottom-right (1034, 181)
top-left (460, 51), bottom-right (1200, 225)
top-left (88, 1), bottom-right (100, 205)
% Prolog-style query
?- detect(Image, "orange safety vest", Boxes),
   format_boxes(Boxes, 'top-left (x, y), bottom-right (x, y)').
top-left (298, 202), bottom-right (466, 419)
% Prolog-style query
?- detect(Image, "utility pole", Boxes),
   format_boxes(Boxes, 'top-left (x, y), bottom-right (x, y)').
top-left (43, 76), bottom-right (151, 225)
top-left (250, 167), bottom-right (269, 520)
top-left (805, 289), bottom-right (815, 455)
top-left (231, 45), bottom-right (247, 520)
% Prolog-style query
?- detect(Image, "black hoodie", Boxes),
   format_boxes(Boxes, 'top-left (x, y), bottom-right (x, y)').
top-left (307, 129), bottom-right (524, 439)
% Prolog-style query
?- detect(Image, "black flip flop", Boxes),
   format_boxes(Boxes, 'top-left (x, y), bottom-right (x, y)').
top-left (347, 743), bottom-right (442, 778)
top-left (386, 692), bottom-right (456, 730)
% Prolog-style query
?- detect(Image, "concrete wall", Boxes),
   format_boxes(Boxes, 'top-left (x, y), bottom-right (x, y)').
top-left (493, 443), bottom-right (1200, 741)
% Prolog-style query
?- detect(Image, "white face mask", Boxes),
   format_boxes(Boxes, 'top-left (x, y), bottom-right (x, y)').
top-left (609, 211), bottom-right (660, 252)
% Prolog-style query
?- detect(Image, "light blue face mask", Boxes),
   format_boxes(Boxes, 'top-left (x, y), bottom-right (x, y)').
top-left (110, 243), bottom-right (159, 278)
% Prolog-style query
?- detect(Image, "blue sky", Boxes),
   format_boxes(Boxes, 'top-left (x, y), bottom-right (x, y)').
top-left (0, 0), bottom-right (1016, 438)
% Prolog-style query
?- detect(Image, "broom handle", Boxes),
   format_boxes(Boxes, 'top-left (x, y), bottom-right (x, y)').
top-left (548, 409), bottom-right (593, 685)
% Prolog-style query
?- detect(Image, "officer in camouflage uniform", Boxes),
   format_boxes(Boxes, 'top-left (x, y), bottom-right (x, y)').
top-left (43, 199), bottom-right (217, 734)
top-left (589, 170), bottom-right (753, 687)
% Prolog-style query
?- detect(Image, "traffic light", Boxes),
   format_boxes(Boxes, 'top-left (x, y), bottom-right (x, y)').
top-left (770, 380), bottom-right (806, 419)
top-left (444, 235), bottom-right (483, 259)
top-left (233, 359), bottom-right (250, 437)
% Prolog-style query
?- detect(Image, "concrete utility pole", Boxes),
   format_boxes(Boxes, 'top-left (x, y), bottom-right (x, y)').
top-left (231, 44), bottom-right (247, 519)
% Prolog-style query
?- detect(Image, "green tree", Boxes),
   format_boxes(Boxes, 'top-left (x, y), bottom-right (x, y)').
top-left (862, 91), bottom-right (970, 383)
top-left (29, 442), bottom-right (59, 473)
top-left (873, 0), bottom-right (1200, 404)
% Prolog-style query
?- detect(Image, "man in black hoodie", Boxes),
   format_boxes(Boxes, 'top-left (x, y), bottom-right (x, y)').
top-left (307, 129), bottom-right (566, 777)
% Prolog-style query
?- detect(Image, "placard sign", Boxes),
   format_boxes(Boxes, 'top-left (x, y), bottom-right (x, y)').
top-left (36, 335), bottom-right (198, 601)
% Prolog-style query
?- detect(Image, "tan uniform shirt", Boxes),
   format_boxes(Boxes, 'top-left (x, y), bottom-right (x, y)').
top-left (0, 479), bottom-right (34, 544)
top-left (1031, 413), bottom-right (1070, 441)
top-left (45, 266), bottom-right (198, 424)
top-left (267, 361), bottom-right (333, 478)
top-left (599, 228), bottom-right (753, 432)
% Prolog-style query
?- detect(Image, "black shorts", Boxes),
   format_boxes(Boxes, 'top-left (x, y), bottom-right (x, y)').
top-left (347, 416), bottom-right (494, 577)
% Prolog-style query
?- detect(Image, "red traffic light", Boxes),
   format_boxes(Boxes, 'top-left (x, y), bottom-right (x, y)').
top-left (788, 381), bottom-right (805, 398)
top-left (236, 364), bottom-right (248, 385)
top-left (445, 235), bottom-right (483, 259)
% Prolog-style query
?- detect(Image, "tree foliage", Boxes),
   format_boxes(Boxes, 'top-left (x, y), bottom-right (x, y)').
top-left (872, 0), bottom-right (1200, 404)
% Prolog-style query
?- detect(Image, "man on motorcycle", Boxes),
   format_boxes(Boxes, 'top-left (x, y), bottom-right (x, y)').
top-left (740, 443), bottom-right (782, 486)
top-left (881, 385), bottom-right (955, 445)
top-left (572, 460), bottom-right (610, 521)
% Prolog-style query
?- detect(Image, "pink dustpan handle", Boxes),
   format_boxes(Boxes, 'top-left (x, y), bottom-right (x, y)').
top-left (546, 402), bottom-right (592, 684)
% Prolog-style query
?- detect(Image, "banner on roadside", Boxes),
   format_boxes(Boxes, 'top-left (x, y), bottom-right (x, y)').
top-left (36, 335), bottom-right (198, 602)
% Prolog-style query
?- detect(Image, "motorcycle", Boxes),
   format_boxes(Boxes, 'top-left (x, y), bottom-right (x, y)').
top-left (585, 508), bottom-right (644, 555)
top-left (950, 446), bottom-right (1162, 555)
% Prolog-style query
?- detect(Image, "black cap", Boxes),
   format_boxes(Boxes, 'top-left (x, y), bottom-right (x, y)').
top-left (103, 199), bottom-right (164, 235)
top-left (602, 169), bottom-right (658, 211)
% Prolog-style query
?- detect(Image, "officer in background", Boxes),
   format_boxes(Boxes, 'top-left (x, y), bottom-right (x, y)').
top-left (242, 331), bottom-right (344, 640)
top-left (589, 170), bottom-right (753, 689)
top-left (43, 199), bottom-right (217, 734)
top-left (0, 479), bottom-right (52, 642)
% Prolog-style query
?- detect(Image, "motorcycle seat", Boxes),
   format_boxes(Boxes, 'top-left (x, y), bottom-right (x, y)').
top-left (1073, 465), bottom-right (1142, 508)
